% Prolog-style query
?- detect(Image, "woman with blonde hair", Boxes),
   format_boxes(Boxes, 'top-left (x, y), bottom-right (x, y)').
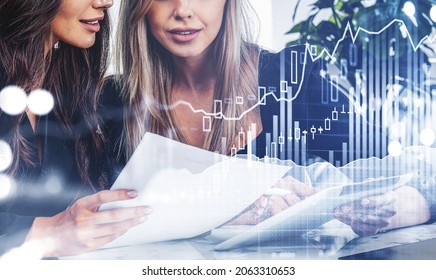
top-left (103, 0), bottom-right (435, 238)
top-left (106, 0), bottom-right (260, 161)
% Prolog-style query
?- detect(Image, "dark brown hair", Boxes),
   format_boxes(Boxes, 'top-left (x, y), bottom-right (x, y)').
top-left (0, 0), bottom-right (110, 189)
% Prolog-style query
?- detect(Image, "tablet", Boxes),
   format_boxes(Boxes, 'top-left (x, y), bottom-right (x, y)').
top-left (214, 173), bottom-right (414, 251)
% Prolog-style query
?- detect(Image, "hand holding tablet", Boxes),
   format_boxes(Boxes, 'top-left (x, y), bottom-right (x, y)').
top-left (215, 173), bottom-right (414, 251)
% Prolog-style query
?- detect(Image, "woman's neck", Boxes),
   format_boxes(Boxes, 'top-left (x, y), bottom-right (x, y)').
top-left (169, 51), bottom-right (218, 148)
top-left (26, 111), bottom-right (38, 132)
top-left (172, 52), bottom-right (217, 97)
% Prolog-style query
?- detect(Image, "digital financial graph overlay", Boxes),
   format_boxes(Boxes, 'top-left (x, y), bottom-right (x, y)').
top-left (171, 19), bottom-right (436, 166)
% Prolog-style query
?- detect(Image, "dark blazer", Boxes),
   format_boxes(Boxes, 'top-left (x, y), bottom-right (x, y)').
top-left (0, 68), bottom-right (104, 255)
top-left (254, 45), bottom-right (389, 165)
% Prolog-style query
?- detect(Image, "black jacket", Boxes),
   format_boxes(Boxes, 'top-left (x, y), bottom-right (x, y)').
top-left (0, 68), bottom-right (105, 255)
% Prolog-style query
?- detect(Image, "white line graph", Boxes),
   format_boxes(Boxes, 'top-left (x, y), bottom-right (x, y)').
top-left (311, 19), bottom-right (436, 62)
top-left (163, 19), bottom-right (435, 121)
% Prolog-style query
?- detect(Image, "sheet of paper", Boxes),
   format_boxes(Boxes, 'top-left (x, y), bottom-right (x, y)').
top-left (101, 133), bottom-right (291, 248)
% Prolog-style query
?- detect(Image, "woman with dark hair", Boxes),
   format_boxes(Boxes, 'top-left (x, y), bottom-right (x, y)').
top-left (0, 0), bottom-right (151, 258)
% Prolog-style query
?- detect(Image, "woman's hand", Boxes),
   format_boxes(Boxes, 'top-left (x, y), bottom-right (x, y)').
top-left (229, 176), bottom-right (318, 225)
top-left (333, 190), bottom-right (396, 236)
top-left (256, 176), bottom-right (318, 217)
top-left (26, 189), bottom-right (152, 257)
top-left (334, 185), bottom-right (431, 236)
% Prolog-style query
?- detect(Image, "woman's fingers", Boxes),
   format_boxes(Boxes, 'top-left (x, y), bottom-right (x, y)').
top-left (93, 206), bottom-right (152, 225)
top-left (75, 189), bottom-right (139, 211)
top-left (336, 202), bottom-right (396, 218)
top-left (259, 175), bottom-right (317, 217)
top-left (255, 193), bottom-right (302, 219)
top-left (334, 203), bottom-right (395, 236)
top-left (274, 176), bottom-right (317, 197)
top-left (235, 175), bottom-right (325, 225)
top-left (90, 218), bottom-right (151, 251)
top-left (335, 211), bottom-right (390, 226)
top-left (334, 213), bottom-right (383, 236)
top-left (333, 190), bottom-right (398, 237)
top-left (283, 193), bottom-right (302, 206)
top-left (350, 223), bottom-right (380, 237)
top-left (360, 190), bottom-right (395, 208)
top-left (336, 190), bottom-right (396, 215)
top-left (267, 195), bottom-right (291, 215)
top-left (31, 189), bottom-right (153, 257)
top-left (87, 215), bottom-right (149, 240)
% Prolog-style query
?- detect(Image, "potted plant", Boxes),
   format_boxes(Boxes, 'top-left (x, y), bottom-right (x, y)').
top-left (287, 0), bottom-right (436, 82)
top-left (287, 0), bottom-right (436, 149)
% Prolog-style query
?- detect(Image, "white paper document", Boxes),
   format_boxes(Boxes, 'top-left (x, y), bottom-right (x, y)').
top-left (101, 133), bottom-right (291, 248)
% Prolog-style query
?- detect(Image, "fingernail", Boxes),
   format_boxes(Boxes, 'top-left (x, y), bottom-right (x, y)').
top-left (138, 216), bottom-right (147, 223)
top-left (127, 190), bottom-right (138, 198)
top-left (142, 207), bottom-right (153, 215)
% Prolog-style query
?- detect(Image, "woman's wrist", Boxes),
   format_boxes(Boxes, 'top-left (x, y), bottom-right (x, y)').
top-left (388, 185), bottom-right (431, 230)
top-left (25, 216), bottom-right (57, 258)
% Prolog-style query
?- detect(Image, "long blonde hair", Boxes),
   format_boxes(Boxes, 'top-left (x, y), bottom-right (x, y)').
top-left (117, 0), bottom-right (260, 159)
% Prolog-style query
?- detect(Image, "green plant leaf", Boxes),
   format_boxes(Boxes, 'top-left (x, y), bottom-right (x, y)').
top-left (286, 0), bottom-right (436, 70)
top-left (285, 22), bottom-right (304, 34)
top-left (314, 0), bottom-right (335, 10)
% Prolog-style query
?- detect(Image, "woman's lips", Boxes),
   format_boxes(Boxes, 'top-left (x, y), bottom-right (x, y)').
top-left (80, 18), bottom-right (103, 33)
top-left (168, 29), bottom-right (201, 43)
